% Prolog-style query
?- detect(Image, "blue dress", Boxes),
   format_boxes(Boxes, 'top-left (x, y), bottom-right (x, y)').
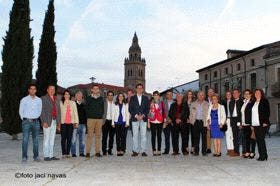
top-left (210, 109), bottom-right (224, 138)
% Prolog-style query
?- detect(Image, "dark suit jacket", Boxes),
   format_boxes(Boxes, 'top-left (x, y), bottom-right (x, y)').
top-left (221, 99), bottom-right (232, 118)
top-left (229, 98), bottom-right (243, 122)
top-left (168, 101), bottom-right (189, 124)
top-left (129, 95), bottom-right (149, 122)
top-left (257, 98), bottom-right (270, 126)
top-left (40, 95), bottom-right (61, 127)
top-left (244, 99), bottom-right (255, 125)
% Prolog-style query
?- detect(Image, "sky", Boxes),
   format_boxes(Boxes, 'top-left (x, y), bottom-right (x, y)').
top-left (1, 0), bottom-right (280, 92)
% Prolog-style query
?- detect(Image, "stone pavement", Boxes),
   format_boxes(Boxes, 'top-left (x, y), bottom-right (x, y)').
top-left (0, 130), bottom-right (279, 186)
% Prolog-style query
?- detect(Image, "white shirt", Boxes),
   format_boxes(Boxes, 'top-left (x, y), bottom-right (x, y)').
top-left (167, 100), bottom-right (173, 111)
top-left (19, 95), bottom-right (42, 120)
top-left (241, 99), bottom-right (250, 126)
top-left (137, 94), bottom-right (142, 106)
top-left (252, 102), bottom-right (260, 126)
top-left (106, 100), bottom-right (113, 120)
top-left (226, 100), bottom-right (231, 118)
top-left (232, 100), bottom-right (238, 117)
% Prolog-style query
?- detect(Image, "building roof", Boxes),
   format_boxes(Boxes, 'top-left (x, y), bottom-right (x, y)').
top-left (67, 82), bottom-right (133, 93)
top-left (160, 79), bottom-right (199, 95)
top-left (196, 40), bottom-right (280, 73)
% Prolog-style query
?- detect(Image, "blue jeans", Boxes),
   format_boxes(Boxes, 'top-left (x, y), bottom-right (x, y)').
top-left (22, 120), bottom-right (40, 160)
top-left (71, 124), bottom-right (86, 155)
top-left (43, 120), bottom-right (57, 158)
top-left (132, 121), bottom-right (147, 153)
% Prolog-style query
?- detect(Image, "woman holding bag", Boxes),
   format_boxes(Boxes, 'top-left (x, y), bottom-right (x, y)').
top-left (207, 94), bottom-right (226, 157)
top-left (148, 91), bottom-right (166, 156)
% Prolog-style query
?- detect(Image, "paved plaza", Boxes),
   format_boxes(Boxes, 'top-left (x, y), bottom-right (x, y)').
top-left (0, 130), bottom-right (279, 186)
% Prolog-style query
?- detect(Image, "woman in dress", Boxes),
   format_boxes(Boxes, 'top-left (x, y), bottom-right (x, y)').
top-left (112, 93), bottom-right (130, 156)
top-left (207, 94), bottom-right (226, 156)
top-left (252, 89), bottom-right (270, 161)
top-left (148, 91), bottom-right (166, 156)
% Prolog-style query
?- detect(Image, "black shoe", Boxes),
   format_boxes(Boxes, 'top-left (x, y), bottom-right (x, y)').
top-left (85, 153), bottom-right (90, 158)
top-left (193, 153), bottom-right (199, 156)
top-left (202, 152), bottom-right (207, 156)
top-left (172, 152), bottom-right (180, 156)
top-left (108, 150), bottom-right (113, 155)
top-left (72, 154), bottom-right (77, 158)
top-left (131, 152), bottom-right (138, 157)
top-left (79, 153), bottom-right (85, 157)
top-left (213, 154), bottom-right (217, 157)
top-left (95, 153), bottom-right (102, 157)
top-left (183, 151), bottom-right (189, 156)
top-left (51, 157), bottom-right (60, 160)
top-left (142, 152), bottom-right (148, 157)
top-left (162, 151), bottom-right (169, 155)
top-left (217, 153), bottom-right (221, 157)
top-left (257, 157), bottom-right (268, 161)
top-left (206, 149), bottom-right (211, 153)
top-left (44, 157), bottom-right (51, 161)
top-left (249, 153), bottom-right (255, 159)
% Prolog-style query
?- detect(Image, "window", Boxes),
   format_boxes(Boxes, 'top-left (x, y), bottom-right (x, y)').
top-left (205, 74), bottom-right (208, 81)
top-left (237, 63), bottom-right (241, 71)
top-left (130, 70), bottom-right (133, 76)
top-left (225, 67), bottom-right (228, 75)
top-left (250, 59), bottom-right (255, 67)
top-left (204, 85), bottom-right (209, 95)
top-left (214, 83), bottom-right (219, 94)
top-left (277, 68), bottom-right (280, 82)
top-left (214, 71), bottom-right (218, 78)
top-left (250, 73), bottom-right (256, 91)
top-left (236, 78), bottom-right (242, 91)
top-left (127, 70), bottom-right (130, 76)
top-left (224, 81), bottom-right (230, 92)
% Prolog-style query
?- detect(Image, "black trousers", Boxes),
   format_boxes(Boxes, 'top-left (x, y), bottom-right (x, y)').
top-left (102, 120), bottom-right (115, 153)
top-left (163, 124), bottom-right (171, 153)
top-left (193, 120), bottom-right (207, 154)
top-left (243, 126), bottom-right (256, 153)
top-left (61, 124), bottom-right (74, 155)
top-left (254, 126), bottom-right (268, 158)
top-left (150, 123), bottom-right (163, 151)
top-left (115, 125), bottom-right (127, 151)
top-left (231, 117), bottom-right (240, 153)
top-left (189, 124), bottom-right (195, 149)
top-left (171, 123), bottom-right (189, 153)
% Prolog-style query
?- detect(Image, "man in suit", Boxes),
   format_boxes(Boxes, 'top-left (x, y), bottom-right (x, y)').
top-left (162, 90), bottom-right (174, 154)
top-left (102, 91), bottom-right (115, 155)
top-left (221, 90), bottom-right (235, 156)
top-left (229, 89), bottom-right (244, 156)
top-left (40, 85), bottom-right (61, 161)
top-left (129, 83), bottom-right (149, 157)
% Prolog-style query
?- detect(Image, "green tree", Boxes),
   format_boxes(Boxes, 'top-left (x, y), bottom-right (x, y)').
top-left (36, 0), bottom-right (57, 96)
top-left (1, 0), bottom-right (34, 139)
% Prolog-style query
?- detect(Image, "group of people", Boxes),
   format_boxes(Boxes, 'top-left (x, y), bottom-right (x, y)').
top-left (19, 82), bottom-right (270, 163)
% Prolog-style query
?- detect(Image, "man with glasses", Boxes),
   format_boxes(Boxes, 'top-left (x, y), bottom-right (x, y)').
top-left (102, 91), bottom-right (115, 155)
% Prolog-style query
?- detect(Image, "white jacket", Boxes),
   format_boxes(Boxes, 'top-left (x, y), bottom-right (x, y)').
top-left (111, 103), bottom-right (130, 126)
top-left (206, 104), bottom-right (226, 125)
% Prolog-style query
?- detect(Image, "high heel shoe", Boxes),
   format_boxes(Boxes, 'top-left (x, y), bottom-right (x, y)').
top-left (249, 153), bottom-right (255, 159)
top-left (243, 153), bottom-right (250, 158)
top-left (217, 153), bottom-right (221, 157)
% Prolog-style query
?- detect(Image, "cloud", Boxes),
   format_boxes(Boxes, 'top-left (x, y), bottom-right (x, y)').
top-left (218, 0), bottom-right (235, 20)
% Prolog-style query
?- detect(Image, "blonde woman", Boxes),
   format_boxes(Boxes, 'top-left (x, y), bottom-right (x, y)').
top-left (207, 94), bottom-right (226, 157)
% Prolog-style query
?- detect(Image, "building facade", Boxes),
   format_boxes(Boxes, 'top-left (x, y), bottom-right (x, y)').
top-left (160, 79), bottom-right (199, 99)
top-left (196, 41), bottom-right (280, 129)
top-left (124, 32), bottom-right (146, 91)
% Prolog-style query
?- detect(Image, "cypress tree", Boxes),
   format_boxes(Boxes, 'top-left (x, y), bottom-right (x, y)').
top-left (1, 0), bottom-right (34, 139)
top-left (36, 0), bottom-right (57, 96)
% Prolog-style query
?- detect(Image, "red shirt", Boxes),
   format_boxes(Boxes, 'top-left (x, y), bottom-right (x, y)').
top-left (50, 96), bottom-right (57, 119)
top-left (175, 104), bottom-right (181, 120)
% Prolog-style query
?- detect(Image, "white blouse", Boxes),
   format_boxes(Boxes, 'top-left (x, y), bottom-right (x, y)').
top-left (241, 99), bottom-right (250, 126)
top-left (251, 101), bottom-right (260, 126)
